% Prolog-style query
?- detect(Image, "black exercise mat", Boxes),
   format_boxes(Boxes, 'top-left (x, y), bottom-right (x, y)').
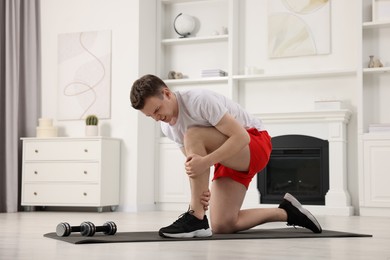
top-left (44, 228), bottom-right (372, 244)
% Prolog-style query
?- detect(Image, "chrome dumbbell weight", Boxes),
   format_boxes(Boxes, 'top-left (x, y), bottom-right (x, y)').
top-left (80, 221), bottom-right (117, 237)
top-left (56, 222), bottom-right (84, 237)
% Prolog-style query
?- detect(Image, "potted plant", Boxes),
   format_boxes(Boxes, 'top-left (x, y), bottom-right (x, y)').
top-left (85, 114), bottom-right (99, 136)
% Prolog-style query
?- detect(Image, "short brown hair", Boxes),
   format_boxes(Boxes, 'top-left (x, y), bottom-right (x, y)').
top-left (130, 74), bottom-right (167, 110)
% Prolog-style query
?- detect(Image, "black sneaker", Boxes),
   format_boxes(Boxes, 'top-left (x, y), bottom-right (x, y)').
top-left (159, 210), bottom-right (212, 238)
top-left (278, 193), bottom-right (322, 233)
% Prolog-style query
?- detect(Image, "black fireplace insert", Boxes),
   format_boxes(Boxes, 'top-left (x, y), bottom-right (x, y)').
top-left (257, 135), bottom-right (329, 205)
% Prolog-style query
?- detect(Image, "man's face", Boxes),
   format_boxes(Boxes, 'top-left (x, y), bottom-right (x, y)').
top-left (140, 89), bottom-right (174, 123)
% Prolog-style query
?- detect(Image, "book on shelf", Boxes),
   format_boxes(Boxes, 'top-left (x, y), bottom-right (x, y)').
top-left (368, 124), bottom-right (390, 133)
top-left (201, 69), bottom-right (227, 78)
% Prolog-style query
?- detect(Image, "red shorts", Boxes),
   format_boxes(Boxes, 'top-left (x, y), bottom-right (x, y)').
top-left (212, 129), bottom-right (272, 189)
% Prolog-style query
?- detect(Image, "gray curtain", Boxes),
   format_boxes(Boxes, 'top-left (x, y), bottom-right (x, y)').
top-left (0, 0), bottom-right (41, 213)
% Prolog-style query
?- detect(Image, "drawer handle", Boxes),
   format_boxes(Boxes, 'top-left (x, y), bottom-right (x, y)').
top-left (83, 192), bottom-right (87, 196)
top-left (34, 171), bottom-right (38, 175)
top-left (33, 192), bottom-right (38, 196)
top-left (34, 149), bottom-right (39, 153)
top-left (84, 149), bottom-right (88, 153)
top-left (83, 171), bottom-right (88, 175)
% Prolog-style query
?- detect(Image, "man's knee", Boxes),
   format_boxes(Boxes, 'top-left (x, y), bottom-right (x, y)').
top-left (184, 127), bottom-right (203, 141)
top-left (211, 219), bottom-right (236, 234)
top-left (183, 127), bottom-right (208, 148)
top-left (184, 126), bottom-right (224, 154)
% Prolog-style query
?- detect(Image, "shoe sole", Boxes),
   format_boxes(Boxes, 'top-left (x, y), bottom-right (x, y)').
top-left (160, 228), bottom-right (212, 238)
top-left (284, 193), bottom-right (322, 233)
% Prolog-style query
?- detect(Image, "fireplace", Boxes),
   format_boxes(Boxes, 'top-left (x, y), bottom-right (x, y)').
top-left (257, 135), bottom-right (329, 205)
top-left (242, 110), bottom-right (353, 216)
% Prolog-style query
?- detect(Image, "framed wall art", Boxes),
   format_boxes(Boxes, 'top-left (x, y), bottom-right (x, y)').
top-left (268, 0), bottom-right (331, 58)
top-left (57, 30), bottom-right (112, 120)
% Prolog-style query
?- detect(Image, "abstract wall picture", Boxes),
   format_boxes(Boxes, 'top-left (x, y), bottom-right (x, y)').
top-left (57, 30), bottom-right (111, 120)
top-left (268, 0), bottom-right (331, 58)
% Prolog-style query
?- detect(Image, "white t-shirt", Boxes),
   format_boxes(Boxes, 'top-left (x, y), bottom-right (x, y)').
top-left (161, 89), bottom-right (264, 147)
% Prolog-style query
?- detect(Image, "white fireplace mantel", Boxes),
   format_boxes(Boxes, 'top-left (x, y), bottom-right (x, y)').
top-left (244, 110), bottom-right (353, 216)
top-left (256, 110), bottom-right (351, 124)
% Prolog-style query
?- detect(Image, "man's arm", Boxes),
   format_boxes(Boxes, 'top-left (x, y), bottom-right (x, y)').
top-left (204, 113), bottom-right (250, 168)
top-left (184, 112), bottom-right (251, 177)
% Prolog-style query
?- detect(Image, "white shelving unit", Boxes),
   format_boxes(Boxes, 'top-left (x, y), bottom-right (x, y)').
top-left (358, 1), bottom-right (390, 216)
top-left (157, 0), bottom-right (235, 95)
top-left (361, 18), bottom-right (390, 135)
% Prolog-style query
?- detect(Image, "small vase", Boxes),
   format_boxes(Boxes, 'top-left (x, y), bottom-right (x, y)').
top-left (85, 125), bottom-right (98, 136)
top-left (368, 55), bottom-right (375, 68)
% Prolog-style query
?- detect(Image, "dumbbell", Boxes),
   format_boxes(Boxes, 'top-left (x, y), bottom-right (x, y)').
top-left (80, 221), bottom-right (117, 237)
top-left (56, 221), bottom-right (117, 237)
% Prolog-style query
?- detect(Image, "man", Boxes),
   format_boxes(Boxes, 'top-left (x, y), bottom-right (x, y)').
top-left (130, 74), bottom-right (322, 238)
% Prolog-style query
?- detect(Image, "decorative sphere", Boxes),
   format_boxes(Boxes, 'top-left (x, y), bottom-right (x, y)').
top-left (174, 13), bottom-right (195, 37)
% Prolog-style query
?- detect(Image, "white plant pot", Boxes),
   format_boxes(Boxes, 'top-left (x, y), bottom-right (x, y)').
top-left (85, 125), bottom-right (98, 136)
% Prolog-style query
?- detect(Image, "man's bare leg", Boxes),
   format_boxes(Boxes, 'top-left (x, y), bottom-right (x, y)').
top-left (182, 125), bottom-right (252, 220)
top-left (183, 128), bottom-right (211, 220)
top-left (210, 177), bottom-right (287, 233)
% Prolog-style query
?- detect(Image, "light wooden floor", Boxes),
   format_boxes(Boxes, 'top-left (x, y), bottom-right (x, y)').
top-left (0, 210), bottom-right (389, 260)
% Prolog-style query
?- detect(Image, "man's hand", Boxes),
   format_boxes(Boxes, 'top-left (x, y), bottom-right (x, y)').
top-left (200, 190), bottom-right (211, 211)
top-left (185, 154), bottom-right (210, 178)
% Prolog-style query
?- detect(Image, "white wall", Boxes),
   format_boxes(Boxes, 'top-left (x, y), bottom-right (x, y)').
top-left (40, 0), bottom-right (157, 211)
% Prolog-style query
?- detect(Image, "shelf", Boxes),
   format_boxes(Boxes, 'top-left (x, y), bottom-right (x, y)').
top-left (363, 67), bottom-right (390, 74)
top-left (363, 20), bottom-right (390, 29)
top-left (163, 76), bottom-right (228, 86)
top-left (162, 69), bottom-right (356, 86)
top-left (161, 35), bottom-right (229, 45)
top-left (232, 68), bottom-right (357, 81)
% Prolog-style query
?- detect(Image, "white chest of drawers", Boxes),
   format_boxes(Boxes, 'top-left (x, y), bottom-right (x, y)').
top-left (21, 137), bottom-right (121, 212)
